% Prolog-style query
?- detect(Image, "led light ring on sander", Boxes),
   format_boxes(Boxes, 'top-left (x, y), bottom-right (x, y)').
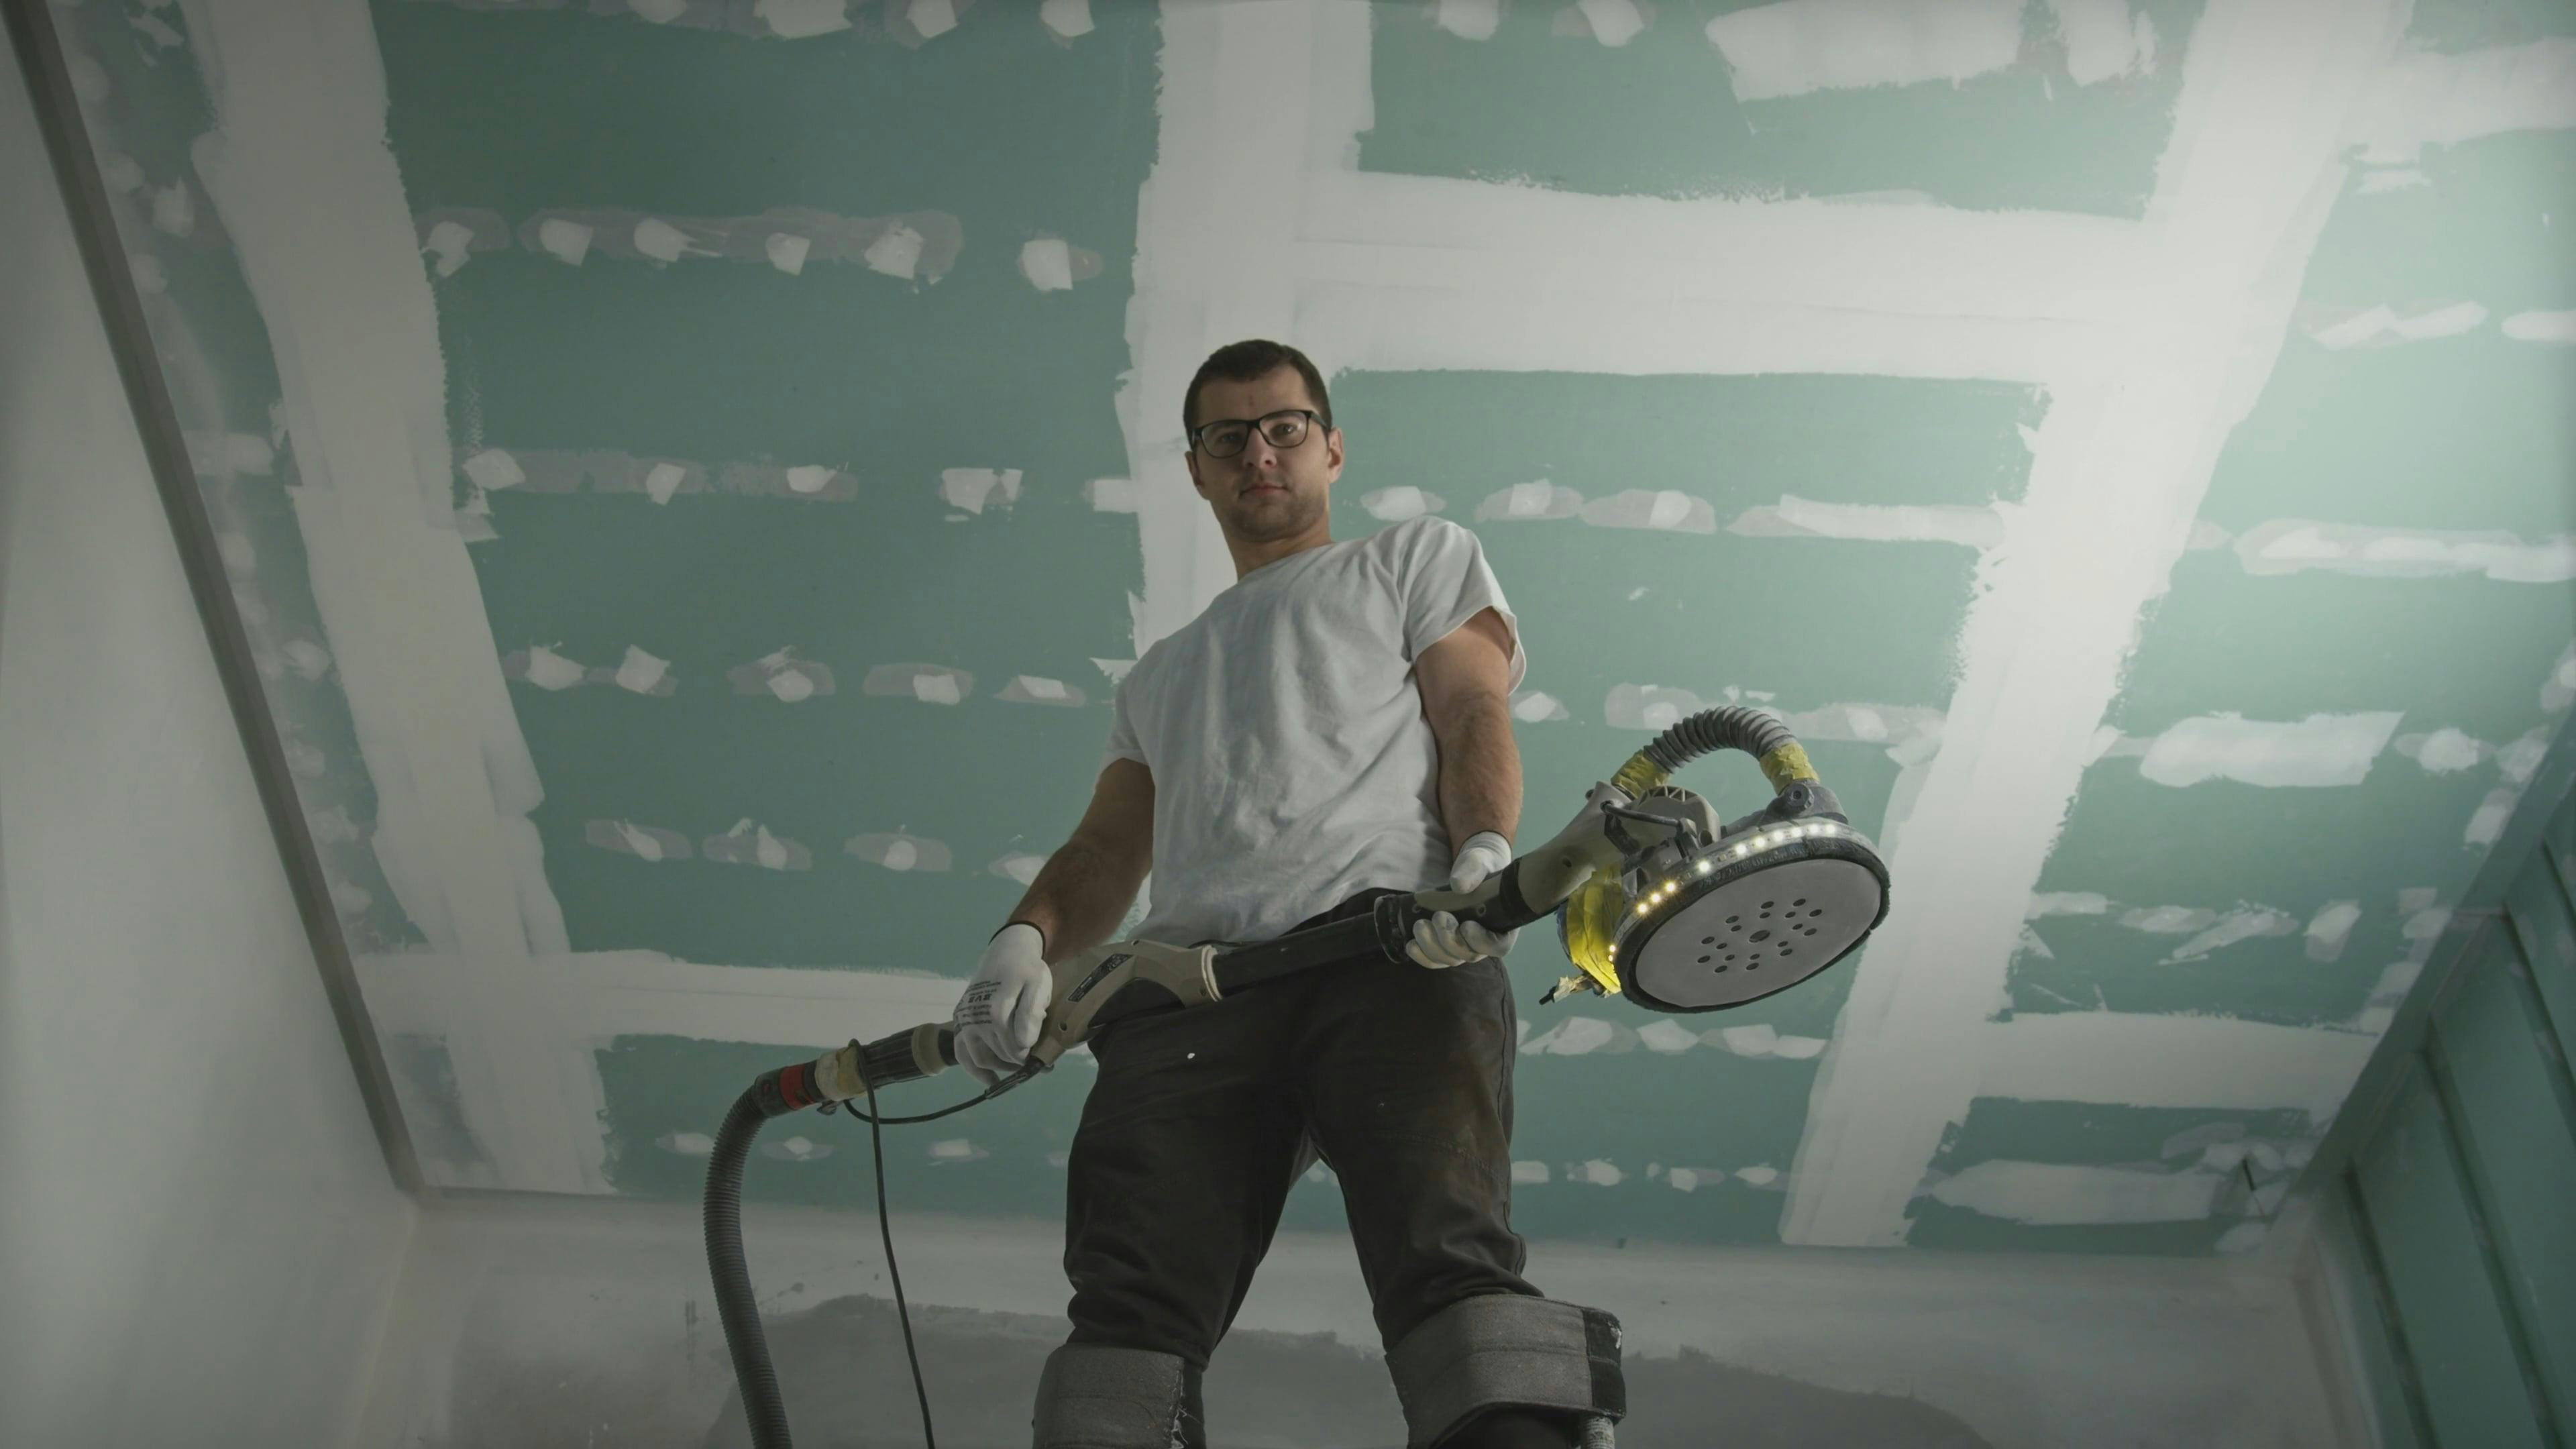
top-left (1582, 706), bottom-right (1892, 1013)
top-left (1614, 819), bottom-right (1887, 1012)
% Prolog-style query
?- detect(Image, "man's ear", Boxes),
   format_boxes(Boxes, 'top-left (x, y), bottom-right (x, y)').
top-left (1184, 449), bottom-right (1207, 498)
top-left (1325, 427), bottom-right (1345, 481)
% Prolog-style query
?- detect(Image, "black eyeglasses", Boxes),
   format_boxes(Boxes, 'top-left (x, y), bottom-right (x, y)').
top-left (1189, 409), bottom-right (1324, 459)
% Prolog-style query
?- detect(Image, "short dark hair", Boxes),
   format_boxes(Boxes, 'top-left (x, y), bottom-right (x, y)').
top-left (1182, 339), bottom-right (1333, 436)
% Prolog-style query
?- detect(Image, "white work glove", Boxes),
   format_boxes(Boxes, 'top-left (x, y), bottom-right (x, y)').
top-left (1407, 830), bottom-right (1519, 969)
top-left (953, 922), bottom-right (1051, 1086)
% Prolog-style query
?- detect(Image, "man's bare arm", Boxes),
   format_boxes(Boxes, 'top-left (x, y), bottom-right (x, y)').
top-left (1005, 757), bottom-right (1155, 959)
top-left (1416, 608), bottom-right (1522, 849)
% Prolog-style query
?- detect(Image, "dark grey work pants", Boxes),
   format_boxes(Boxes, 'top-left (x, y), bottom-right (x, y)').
top-left (1063, 889), bottom-right (1540, 1363)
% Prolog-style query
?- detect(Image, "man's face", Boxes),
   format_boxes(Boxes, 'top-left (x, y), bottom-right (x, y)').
top-left (1185, 367), bottom-right (1344, 549)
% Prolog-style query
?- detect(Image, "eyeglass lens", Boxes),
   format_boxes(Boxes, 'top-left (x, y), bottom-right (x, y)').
top-left (1202, 411), bottom-right (1309, 458)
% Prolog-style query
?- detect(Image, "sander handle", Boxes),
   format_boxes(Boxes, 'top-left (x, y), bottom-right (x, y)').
top-left (786, 792), bottom-right (1648, 1112)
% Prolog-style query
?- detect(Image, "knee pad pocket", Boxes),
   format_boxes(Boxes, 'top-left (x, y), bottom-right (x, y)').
top-left (1385, 1295), bottom-right (1624, 1448)
top-left (1034, 1343), bottom-right (1206, 1449)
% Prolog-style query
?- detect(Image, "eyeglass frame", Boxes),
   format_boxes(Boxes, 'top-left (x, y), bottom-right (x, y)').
top-left (1186, 408), bottom-right (1329, 460)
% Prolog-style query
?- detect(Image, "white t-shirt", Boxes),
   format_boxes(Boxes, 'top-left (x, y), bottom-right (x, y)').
top-left (1104, 515), bottom-right (1526, 947)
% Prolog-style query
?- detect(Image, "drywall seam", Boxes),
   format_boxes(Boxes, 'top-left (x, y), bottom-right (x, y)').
top-left (1294, 284), bottom-right (2102, 384)
top-left (354, 952), bottom-right (967, 1047)
top-left (1298, 172), bottom-right (2162, 326)
top-left (1116, 1), bottom-right (1318, 653)
top-left (1976, 1013), bottom-right (2376, 1118)
top-left (1783, 0), bottom-right (2406, 1246)
top-left (2347, 36), bottom-right (2576, 162)
top-left (178, 0), bottom-right (595, 1191)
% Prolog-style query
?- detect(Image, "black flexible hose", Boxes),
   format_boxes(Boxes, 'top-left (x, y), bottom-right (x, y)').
top-left (706, 1087), bottom-right (795, 1448)
top-left (1638, 704), bottom-right (1797, 777)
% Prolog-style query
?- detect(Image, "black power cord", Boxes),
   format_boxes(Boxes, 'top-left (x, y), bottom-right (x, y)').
top-left (815, 1063), bottom-right (1042, 1449)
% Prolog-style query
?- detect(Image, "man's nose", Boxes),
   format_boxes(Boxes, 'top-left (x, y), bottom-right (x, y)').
top-left (1236, 431), bottom-right (1281, 470)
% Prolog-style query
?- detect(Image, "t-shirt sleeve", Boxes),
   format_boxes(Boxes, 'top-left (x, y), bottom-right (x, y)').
top-left (1102, 670), bottom-right (1148, 769)
top-left (1397, 517), bottom-right (1527, 692)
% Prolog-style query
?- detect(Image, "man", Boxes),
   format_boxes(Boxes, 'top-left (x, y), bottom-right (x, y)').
top-left (951, 341), bottom-right (1623, 1449)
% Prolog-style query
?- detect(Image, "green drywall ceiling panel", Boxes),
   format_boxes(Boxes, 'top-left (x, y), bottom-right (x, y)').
top-left (375, 0), bottom-right (1159, 967)
top-left (2196, 339), bottom-right (2576, 539)
top-left (1360, 0), bottom-right (2205, 216)
top-left (2007, 910), bottom-right (2411, 1026)
top-left (482, 490), bottom-right (1128, 967)
top-left (2299, 132), bottom-right (2576, 315)
top-left (2355, 1069), bottom-right (2552, 1449)
top-left (57, 0), bottom-right (422, 951)
top-left (1933, 1097), bottom-right (2316, 1168)
top-left (427, 254), bottom-right (1138, 475)
top-left (374, 1), bottom-right (1159, 228)
top-left (2430, 932), bottom-right (2576, 1429)
top-left (2110, 565), bottom-right (2573, 749)
top-left (1912, 1098), bottom-right (2310, 1250)
top-left (1328, 370), bottom-right (2037, 712)
top-left (2033, 765), bottom-right (2493, 936)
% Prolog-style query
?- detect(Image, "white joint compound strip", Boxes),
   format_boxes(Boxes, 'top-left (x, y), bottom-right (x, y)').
top-left (2305, 900), bottom-right (2362, 961)
top-left (939, 468), bottom-right (1024, 514)
top-left (1038, 0), bottom-right (1092, 40)
top-left (998, 675), bottom-right (1087, 707)
top-left (1018, 234), bottom-right (1104, 291)
top-left (1574, 0), bottom-right (1648, 48)
top-left (2399, 726), bottom-right (2488, 773)
top-left (1704, 0), bottom-right (2027, 101)
top-left (1729, 496), bottom-right (2006, 548)
top-left (861, 663), bottom-right (971, 704)
top-left (1929, 1161), bottom-right (2226, 1226)
top-left (1786, 0), bottom-right (2406, 1246)
top-left (727, 649), bottom-right (836, 701)
top-left (1114, 1), bottom-right (1324, 655)
top-left (702, 820), bottom-right (812, 871)
top-left (453, 207), bottom-right (968, 281)
top-left (2135, 711), bottom-right (2404, 788)
top-left (1361, 485), bottom-right (1446, 521)
top-left (2298, 299), bottom-right (2488, 348)
top-left (1434, 0), bottom-right (1501, 41)
top-left (846, 833), bottom-right (953, 873)
top-left (586, 820), bottom-right (692, 862)
top-left (2502, 310), bottom-right (2576, 345)
top-left (2235, 520), bottom-right (2576, 583)
top-left (2159, 904), bottom-right (2300, 963)
top-left (988, 853), bottom-right (1049, 886)
top-left (1520, 1017), bottom-right (1639, 1055)
top-left (2347, 37), bottom-right (2576, 163)
top-left (1510, 690), bottom-right (1572, 723)
top-left (2049, 0), bottom-right (2160, 85)
top-left (2544, 641), bottom-right (2576, 714)
top-left (1084, 478), bottom-right (1142, 513)
top-left (186, 0), bottom-right (597, 1192)
top-left (1982, 1012), bottom-right (2377, 1119)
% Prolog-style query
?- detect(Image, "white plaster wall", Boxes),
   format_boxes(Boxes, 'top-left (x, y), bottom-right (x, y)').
top-left (0, 25), bottom-right (417, 1448)
top-left (365, 1195), bottom-right (2350, 1448)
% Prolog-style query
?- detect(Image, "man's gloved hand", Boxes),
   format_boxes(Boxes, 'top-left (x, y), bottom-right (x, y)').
top-left (1407, 830), bottom-right (1519, 969)
top-left (953, 922), bottom-right (1051, 1086)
